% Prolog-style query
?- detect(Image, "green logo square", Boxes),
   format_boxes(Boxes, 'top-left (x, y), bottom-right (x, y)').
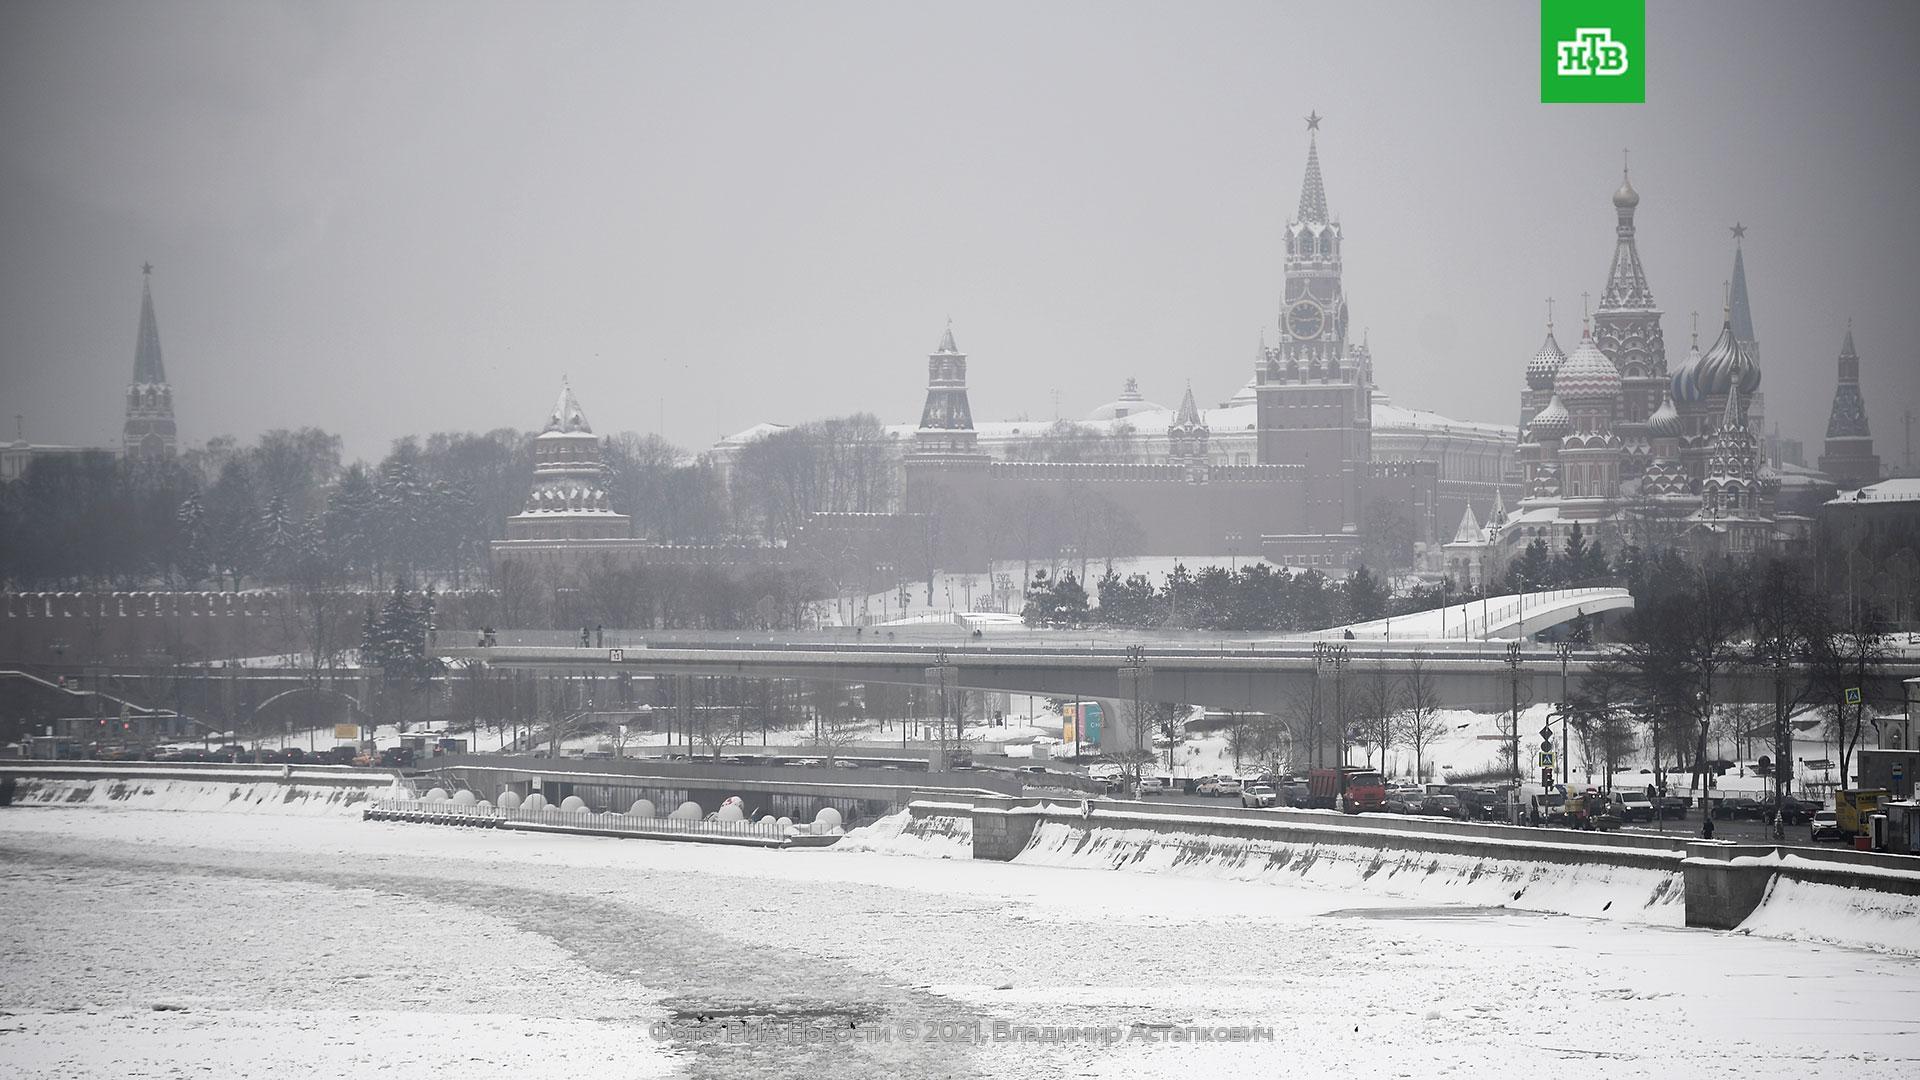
top-left (1542, 0), bottom-right (1645, 103)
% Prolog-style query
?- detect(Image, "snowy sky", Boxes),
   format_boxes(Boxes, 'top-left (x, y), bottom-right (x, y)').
top-left (2, 1), bottom-right (1917, 464)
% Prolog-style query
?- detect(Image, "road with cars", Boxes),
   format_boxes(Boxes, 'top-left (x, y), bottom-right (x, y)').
top-left (1134, 785), bottom-right (1856, 852)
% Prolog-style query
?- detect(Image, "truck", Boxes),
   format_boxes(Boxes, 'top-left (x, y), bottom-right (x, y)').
top-left (1308, 767), bottom-right (1386, 814)
top-left (1836, 788), bottom-right (1890, 838)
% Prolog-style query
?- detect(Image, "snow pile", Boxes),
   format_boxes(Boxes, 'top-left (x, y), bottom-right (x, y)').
top-left (1737, 873), bottom-right (1920, 955)
top-left (7, 777), bottom-right (398, 817)
top-left (1013, 818), bottom-right (1683, 923)
top-left (835, 806), bottom-right (973, 859)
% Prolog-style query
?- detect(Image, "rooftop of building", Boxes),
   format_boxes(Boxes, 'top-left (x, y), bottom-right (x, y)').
top-left (1827, 478), bottom-right (1920, 505)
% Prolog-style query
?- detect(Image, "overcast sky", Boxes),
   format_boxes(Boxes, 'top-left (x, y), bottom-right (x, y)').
top-left (2, 0), bottom-right (1916, 468)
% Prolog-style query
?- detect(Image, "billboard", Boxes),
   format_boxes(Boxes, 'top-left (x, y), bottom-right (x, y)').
top-left (1062, 702), bottom-right (1103, 747)
top-left (334, 723), bottom-right (360, 740)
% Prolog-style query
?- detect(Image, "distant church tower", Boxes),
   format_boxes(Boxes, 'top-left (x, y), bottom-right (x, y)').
top-left (1255, 113), bottom-right (1370, 537)
top-left (1818, 325), bottom-right (1881, 489)
top-left (1590, 165), bottom-right (1666, 481)
top-left (505, 380), bottom-right (631, 540)
top-left (910, 322), bottom-right (987, 461)
top-left (122, 263), bottom-right (177, 461)
top-left (1167, 381), bottom-right (1210, 479)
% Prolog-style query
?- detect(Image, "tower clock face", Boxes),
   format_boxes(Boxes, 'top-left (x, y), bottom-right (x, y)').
top-left (1288, 300), bottom-right (1324, 339)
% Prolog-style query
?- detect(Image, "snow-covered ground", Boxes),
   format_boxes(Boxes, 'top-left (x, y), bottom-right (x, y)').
top-left (3, 801), bottom-right (1918, 1078)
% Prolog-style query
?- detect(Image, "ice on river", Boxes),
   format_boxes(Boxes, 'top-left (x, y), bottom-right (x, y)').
top-left (1, 806), bottom-right (1916, 1079)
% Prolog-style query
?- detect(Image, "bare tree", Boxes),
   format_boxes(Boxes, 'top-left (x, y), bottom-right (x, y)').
top-left (1395, 655), bottom-right (1447, 782)
top-left (1354, 660), bottom-right (1403, 772)
top-left (1568, 668), bottom-right (1635, 789)
top-left (1809, 598), bottom-right (1891, 789)
top-left (814, 684), bottom-right (868, 766)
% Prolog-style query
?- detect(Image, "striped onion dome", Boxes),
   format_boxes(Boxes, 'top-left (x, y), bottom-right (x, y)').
top-left (1554, 330), bottom-right (1621, 404)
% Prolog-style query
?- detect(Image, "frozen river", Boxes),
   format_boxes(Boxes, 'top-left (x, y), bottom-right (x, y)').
top-left (2, 807), bottom-right (1916, 1079)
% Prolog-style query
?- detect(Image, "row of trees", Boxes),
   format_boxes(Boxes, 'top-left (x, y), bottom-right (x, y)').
top-left (1022, 562), bottom-right (1441, 633)
top-left (1595, 548), bottom-right (1892, 796)
top-left (1210, 656), bottom-right (1453, 781)
top-left (0, 415), bottom-right (900, 592)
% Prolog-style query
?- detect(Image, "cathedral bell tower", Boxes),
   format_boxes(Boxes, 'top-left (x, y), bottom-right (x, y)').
top-left (1255, 113), bottom-right (1370, 538)
top-left (1591, 162), bottom-right (1666, 481)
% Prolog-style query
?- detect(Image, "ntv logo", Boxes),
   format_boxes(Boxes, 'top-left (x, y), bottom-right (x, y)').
top-left (1542, 0), bottom-right (1643, 102)
top-left (1557, 27), bottom-right (1629, 76)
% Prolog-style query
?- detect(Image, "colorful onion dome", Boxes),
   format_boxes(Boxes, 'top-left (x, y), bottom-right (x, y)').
top-left (1670, 339), bottom-right (1706, 403)
top-left (1646, 392), bottom-right (1682, 438)
top-left (1528, 394), bottom-right (1572, 440)
top-left (1693, 319), bottom-right (1762, 399)
top-left (1554, 331), bottom-right (1621, 403)
top-left (1526, 328), bottom-right (1567, 391)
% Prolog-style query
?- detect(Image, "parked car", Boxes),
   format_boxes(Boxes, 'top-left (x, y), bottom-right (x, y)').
top-left (1711, 798), bottom-right (1764, 821)
top-left (1654, 795), bottom-right (1690, 820)
top-left (1241, 784), bottom-right (1279, 808)
top-left (1421, 794), bottom-right (1464, 819)
top-left (1135, 777), bottom-right (1166, 797)
top-left (1810, 809), bottom-right (1845, 842)
top-left (1449, 787), bottom-right (1503, 820)
top-left (377, 747), bottom-right (417, 769)
top-left (1384, 789), bottom-right (1426, 815)
top-left (1214, 778), bottom-right (1244, 798)
top-left (1196, 776), bottom-right (1225, 796)
top-left (1280, 781), bottom-right (1313, 808)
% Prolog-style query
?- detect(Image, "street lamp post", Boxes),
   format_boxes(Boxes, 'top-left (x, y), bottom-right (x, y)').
top-left (1554, 640), bottom-right (1574, 785)
top-left (1505, 641), bottom-right (1525, 821)
top-left (924, 650), bottom-right (952, 771)
top-left (1119, 646), bottom-right (1153, 782)
top-left (1772, 647), bottom-right (1788, 844)
top-left (1312, 642), bottom-right (1350, 768)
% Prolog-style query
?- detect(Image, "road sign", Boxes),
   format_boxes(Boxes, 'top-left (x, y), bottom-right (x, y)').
top-left (608, 648), bottom-right (624, 662)
top-left (1540, 725), bottom-right (1554, 741)
top-left (1539, 751), bottom-right (1556, 768)
top-left (1845, 687), bottom-right (1862, 705)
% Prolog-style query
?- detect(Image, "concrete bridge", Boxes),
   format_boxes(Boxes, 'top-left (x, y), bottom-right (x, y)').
top-left (441, 634), bottom-right (1919, 719)
top-left (1328, 587), bottom-right (1635, 641)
